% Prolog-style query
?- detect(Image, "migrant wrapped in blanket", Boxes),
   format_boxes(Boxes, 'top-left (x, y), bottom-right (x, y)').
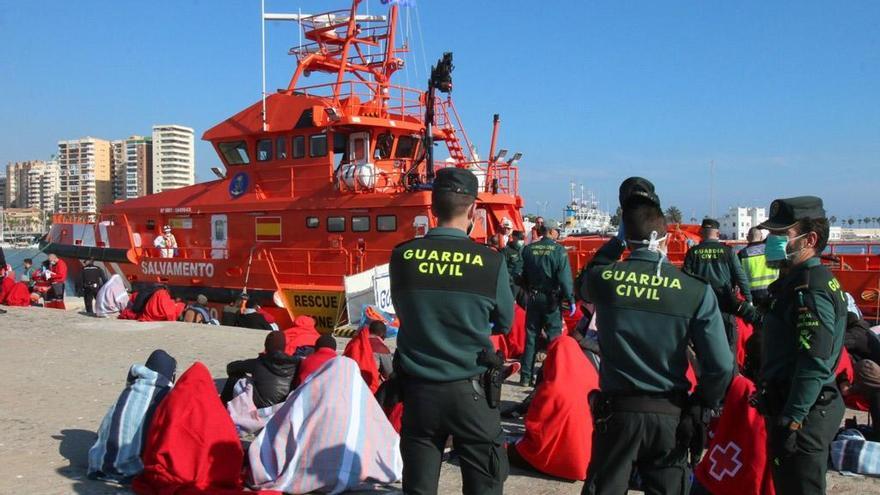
top-left (831, 429), bottom-right (880, 475)
top-left (359, 305), bottom-right (399, 338)
top-left (283, 315), bottom-right (320, 354)
top-left (694, 375), bottom-right (774, 495)
top-left (133, 362), bottom-right (259, 495)
top-left (514, 335), bottom-right (598, 481)
top-left (88, 350), bottom-right (175, 483)
top-left (0, 275), bottom-right (14, 303)
top-left (96, 274), bottom-right (130, 317)
top-left (138, 287), bottom-right (185, 322)
top-left (248, 357), bottom-right (403, 494)
top-left (343, 328), bottom-right (382, 393)
top-left (226, 378), bottom-right (285, 434)
top-left (2, 281), bottom-right (31, 306)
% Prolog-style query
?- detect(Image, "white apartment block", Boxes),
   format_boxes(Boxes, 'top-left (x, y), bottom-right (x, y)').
top-left (57, 138), bottom-right (113, 214)
top-left (5, 160), bottom-right (60, 211)
top-left (719, 206), bottom-right (768, 240)
top-left (111, 140), bottom-right (126, 201)
top-left (112, 135), bottom-right (153, 200)
top-left (152, 125), bottom-right (194, 193)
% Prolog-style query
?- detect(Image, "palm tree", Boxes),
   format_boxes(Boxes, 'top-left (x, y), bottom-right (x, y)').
top-left (848, 218), bottom-right (855, 227)
top-left (665, 206), bottom-right (683, 224)
top-left (864, 217), bottom-right (873, 229)
top-left (830, 215), bottom-right (837, 226)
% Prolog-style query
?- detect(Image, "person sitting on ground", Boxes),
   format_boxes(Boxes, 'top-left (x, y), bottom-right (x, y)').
top-left (256, 303), bottom-right (279, 331)
top-left (296, 335), bottom-right (338, 385)
top-left (88, 350), bottom-right (176, 483)
top-left (841, 311), bottom-right (880, 437)
top-left (248, 356), bottom-right (402, 493)
top-left (367, 320), bottom-right (393, 379)
top-left (138, 285), bottom-right (185, 322)
top-left (235, 299), bottom-right (273, 330)
top-left (133, 362), bottom-right (250, 495)
top-left (282, 315), bottom-right (321, 354)
top-left (220, 331), bottom-right (299, 409)
top-left (2, 280), bottom-right (32, 307)
top-left (95, 274), bottom-right (130, 317)
top-left (181, 294), bottom-right (213, 324)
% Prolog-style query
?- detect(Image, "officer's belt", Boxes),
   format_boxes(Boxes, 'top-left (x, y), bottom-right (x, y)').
top-left (605, 392), bottom-right (685, 416)
top-left (404, 373), bottom-right (486, 397)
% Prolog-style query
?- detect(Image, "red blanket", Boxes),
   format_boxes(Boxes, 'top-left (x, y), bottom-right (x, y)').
top-left (3, 281), bottom-right (31, 306)
top-left (138, 289), bottom-right (184, 322)
top-left (0, 276), bottom-right (13, 303)
top-left (133, 362), bottom-right (276, 495)
top-left (562, 304), bottom-right (584, 336)
top-left (503, 304), bottom-right (527, 359)
top-left (515, 335), bottom-right (598, 480)
top-left (695, 375), bottom-right (774, 495)
top-left (343, 328), bottom-right (381, 393)
top-left (282, 315), bottom-right (320, 354)
top-left (736, 318), bottom-right (754, 369)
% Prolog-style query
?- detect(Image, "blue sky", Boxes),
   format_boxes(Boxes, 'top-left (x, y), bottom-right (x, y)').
top-left (1, 0), bottom-right (878, 221)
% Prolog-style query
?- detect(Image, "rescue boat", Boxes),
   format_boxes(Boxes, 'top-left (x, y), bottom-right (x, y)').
top-left (46, 0), bottom-right (524, 331)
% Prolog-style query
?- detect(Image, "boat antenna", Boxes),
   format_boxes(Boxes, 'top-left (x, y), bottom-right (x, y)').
top-left (424, 52), bottom-right (454, 180)
top-left (260, 0), bottom-right (267, 132)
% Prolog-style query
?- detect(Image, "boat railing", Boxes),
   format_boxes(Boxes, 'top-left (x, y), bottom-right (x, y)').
top-left (137, 246), bottom-right (229, 261)
top-left (292, 80), bottom-right (424, 120)
top-left (265, 246), bottom-right (353, 285)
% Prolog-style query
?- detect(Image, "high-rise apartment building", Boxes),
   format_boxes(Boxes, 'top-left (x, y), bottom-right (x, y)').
top-left (112, 135), bottom-right (153, 200)
top-left (57, 138), bottom-right (113, 214)
top-left (0, 176), bottom-right (7, 208)
top-left (4, 160), bottom-right (60, 211)
top-left (719, 206), bottom-right (768, 240)
top-left (152, 125), bottom-right (194, 193)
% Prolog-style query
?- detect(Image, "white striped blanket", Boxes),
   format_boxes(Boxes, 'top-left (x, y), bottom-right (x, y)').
top-left (87, 364), bottom-right (173, 482)
top-left (248, 356), bottom-right (403, 494)
top-left (227, 377), bottom-right (284, 434)
top-left (831, 429), bottom-right (880, 476)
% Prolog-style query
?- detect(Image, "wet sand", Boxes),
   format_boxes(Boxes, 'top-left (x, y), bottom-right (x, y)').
top-left (0, 301), bottom-right (877, 494)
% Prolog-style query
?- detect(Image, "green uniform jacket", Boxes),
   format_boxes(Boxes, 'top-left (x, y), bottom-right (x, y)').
top-left (521, 237), bottom-right (574, 303)
top-left (761, 257), bottom-right (846, 423)
top-left (582, 238), bottom-right (733, 407)
top-left (501, 241), bottom-right (524, 286)
top-left (683, 239), bottom-right (753, 302)
top-left (390, 227), bottom-right (514, 382)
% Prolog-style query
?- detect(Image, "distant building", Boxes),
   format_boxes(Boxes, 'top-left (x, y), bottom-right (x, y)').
top-left (57, 137), bottom-right (113, 214)
top-left (152, 125), bottom-right (194, 194)
top-left (719, 206), bottom-right (767, 241)
top-left (112, 135), bottom-right (153, 200)
top-left (4, 160), bottom-right (60, 211)
top-left (0, 176), bottom-right (6, 207)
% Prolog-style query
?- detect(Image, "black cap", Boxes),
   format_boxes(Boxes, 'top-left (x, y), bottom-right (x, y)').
top-left (701, 218), bottom-right (720, 229)
top-left (619, 177), bottom-right (660, 208)
top-left (758, 196), bottom-right (826, 231)
top-left (433, 167), bottom-right (478, 198)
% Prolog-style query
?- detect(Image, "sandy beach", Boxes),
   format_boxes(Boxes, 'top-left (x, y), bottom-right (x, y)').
top-left (1, 302), bottom-right (877, 495)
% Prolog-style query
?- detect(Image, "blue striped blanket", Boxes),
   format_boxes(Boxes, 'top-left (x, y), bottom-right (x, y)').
top-left (248, 357), bottom-right (402, 494)
top-left (87, 364), bottom-right (173, 482)
top-left (831, 429), bottom-right (880, 476)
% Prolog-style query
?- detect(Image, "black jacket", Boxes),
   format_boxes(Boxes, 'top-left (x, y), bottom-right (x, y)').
top-left (227, 351), bottom-right (299, 408)
top-left (0, 245), bottom-right (6, 269)
top-left (844, 314), bottom-right (880, 363)
top-left (81, 265), bottom-right (107, 291)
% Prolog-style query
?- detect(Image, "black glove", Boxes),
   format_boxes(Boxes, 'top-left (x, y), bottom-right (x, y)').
top-left (769, 420), bottom-right (799, 461)
top-left (676, 403), bottom-right (707, 465)
top-left (714, 286), bottom-right (740, 314)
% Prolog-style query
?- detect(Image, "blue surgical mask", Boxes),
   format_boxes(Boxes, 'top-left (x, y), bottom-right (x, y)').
top-left (765, 233), bottom-right (805, 268)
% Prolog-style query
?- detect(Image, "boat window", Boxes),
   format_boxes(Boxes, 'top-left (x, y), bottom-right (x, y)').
top-left (333, 133), bottom-right (348, 153)
top-left (257, 139), bottom-right (273, 162)
top-left (377, 215), bottom-right (397, 232)
top-left (306, 216), bottom-right (319, 228)
top-left (292, 136), bottom-right (306, 159)
top-left (219, 141), bottom-right (250, 165)
top-left (276, 137), bottom-right (287, 159)
top-left (310, 134), bottom-right (328, 157)
top-left (327, 216), bottom-right (345, 232)
top-left (352, 136), bottom-right (368, 162)
top-left (375, 132), bottom-right (393, 159)
top-left (395, 135), bottom-right (417, 158)
top-left (352, 216), bottom-right (370, 232)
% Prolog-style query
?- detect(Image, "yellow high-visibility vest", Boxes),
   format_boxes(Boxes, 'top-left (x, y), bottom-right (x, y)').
top-left (740, 244), bottom-right (779, 291)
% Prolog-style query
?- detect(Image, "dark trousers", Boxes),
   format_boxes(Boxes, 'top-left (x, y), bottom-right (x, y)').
top-left (766, 388), bottom-right (844, 495)
top-left (583, 410), bottom-right (687, 495)
top-left (401, 377), bottom-right (508, 495)
top-left (83, 287), bottom-right (98, 314)
top-left (520, 294), bottom-right (562, 380)
top-left (721, 312), bottom-right (737, 367)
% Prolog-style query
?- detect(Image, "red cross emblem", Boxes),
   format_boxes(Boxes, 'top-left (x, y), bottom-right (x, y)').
top-left (708, 441), bottom-right (743, 481)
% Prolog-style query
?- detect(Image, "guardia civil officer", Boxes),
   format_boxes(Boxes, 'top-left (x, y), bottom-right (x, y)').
top-left (683, 218), bottom-right (752, 359)
top-left (519, 219), bottom-right (575, 386)
top-left (754, 197), bottom-right (846, 495)
top-left (80, 258), bottom-right (107, 315)
top-left (501, 230), bottom-right (525, 300)
top-left (390, 167), bottom-right (513, 495)
top-left (580, 177), bottom-right (733, 495)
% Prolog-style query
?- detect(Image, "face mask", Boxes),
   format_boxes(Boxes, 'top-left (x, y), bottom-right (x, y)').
top-left (765, 233), bottom-right (806, 268)
top-left (516, 240), bottom-right (525, 248)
